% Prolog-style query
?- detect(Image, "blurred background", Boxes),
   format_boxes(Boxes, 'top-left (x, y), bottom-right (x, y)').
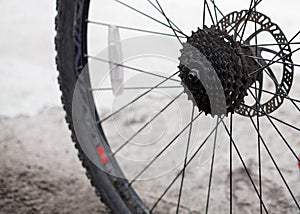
top-left (1, 1), bottom-right (60, 117)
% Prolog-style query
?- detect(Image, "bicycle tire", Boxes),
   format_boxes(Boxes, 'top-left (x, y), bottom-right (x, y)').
top-left (55, 0), bottom-right (149, 213)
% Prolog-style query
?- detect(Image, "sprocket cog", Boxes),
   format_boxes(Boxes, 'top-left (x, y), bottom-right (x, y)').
top-left (178, 26), bottom-right (256, 116)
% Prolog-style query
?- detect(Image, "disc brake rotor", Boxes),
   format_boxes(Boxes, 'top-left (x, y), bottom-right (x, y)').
top-left (219, 10), bottom-right (294, 116)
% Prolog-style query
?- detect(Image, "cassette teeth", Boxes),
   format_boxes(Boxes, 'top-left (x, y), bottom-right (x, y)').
top-left (178, 26), bottom-right (255, 116)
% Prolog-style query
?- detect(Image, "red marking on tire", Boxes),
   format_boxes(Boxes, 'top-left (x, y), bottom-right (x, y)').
top-left (97, 145), bottom-right (108, 165)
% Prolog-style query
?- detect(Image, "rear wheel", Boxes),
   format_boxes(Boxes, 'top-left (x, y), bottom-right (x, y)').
top-left (55, 0), bottom-right (300, 213)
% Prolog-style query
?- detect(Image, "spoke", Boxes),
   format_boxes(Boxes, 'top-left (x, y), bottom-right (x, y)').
top-left (91, 85), bottom-right (181, 91)
top-left (242, 54), bottom-right (300, 67)
top-left (266, 72), bottom-right (300, 112)
top-left (87, 20), bottom-right (185, 38)
top-left (150, 117), bottom-right (223, 211)
top-left (256, 47), bottom-right (281, 55)
top-left (244, 42), bottom-right (300, 48)
top-left (247, 90), bottom-right (300, 162)
top-left (246, 109), bottom-right (300, 209)
top-left (112, 91), bottom-right (184, 155)
top-left (238, 0), bottom-right (255, 42)
top-left (211, 0), bottom-right (218, 24)
top-left (153, 0), bottom-right (184, 45)
top-left (246, 49), bottom-right (300, 113)
top-left (208, 0), bottom-right (243, 41)
top-left (249, 86), bottom-right (300, 103)
top-left (253, 19), bottom-right (262, 205)
top-left (203, 0), bottom-right (216, 26)
top-left (86, 55), bottom-right (180, 83)
top-left (129, 111), bottom-right (203, 186)
top-left (113, 0), bottom-right (186, 36)
top-left (255, 78), bottom-right (262, 213)
top-left (205, 118), bottom-right (219, 214)
top-left (202, 0), bottom-right (206, 28)
top-left (229, 114), bottom-right (233, 214)
top-left (146, 0), bottom-right (187, 37)
top-left (176, 105), bottom-right (195, 214)
top-left (250, 30), bottom-right (300, 76)
top-left (241, 103), bottom-right (300, 133)
top-left (98, 71), bottom-right (179, 123)
top-left (227, 0), bottom-right (262, 35)
top-left (220, 119), bottom-right (269, 213)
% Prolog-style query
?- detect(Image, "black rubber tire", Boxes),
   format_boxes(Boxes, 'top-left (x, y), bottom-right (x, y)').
top-left (55, 0), bottom-right (148, 213)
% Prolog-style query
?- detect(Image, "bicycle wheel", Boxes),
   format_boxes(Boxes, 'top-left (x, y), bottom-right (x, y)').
top-left (55, 0), bottom-right (300, 213)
